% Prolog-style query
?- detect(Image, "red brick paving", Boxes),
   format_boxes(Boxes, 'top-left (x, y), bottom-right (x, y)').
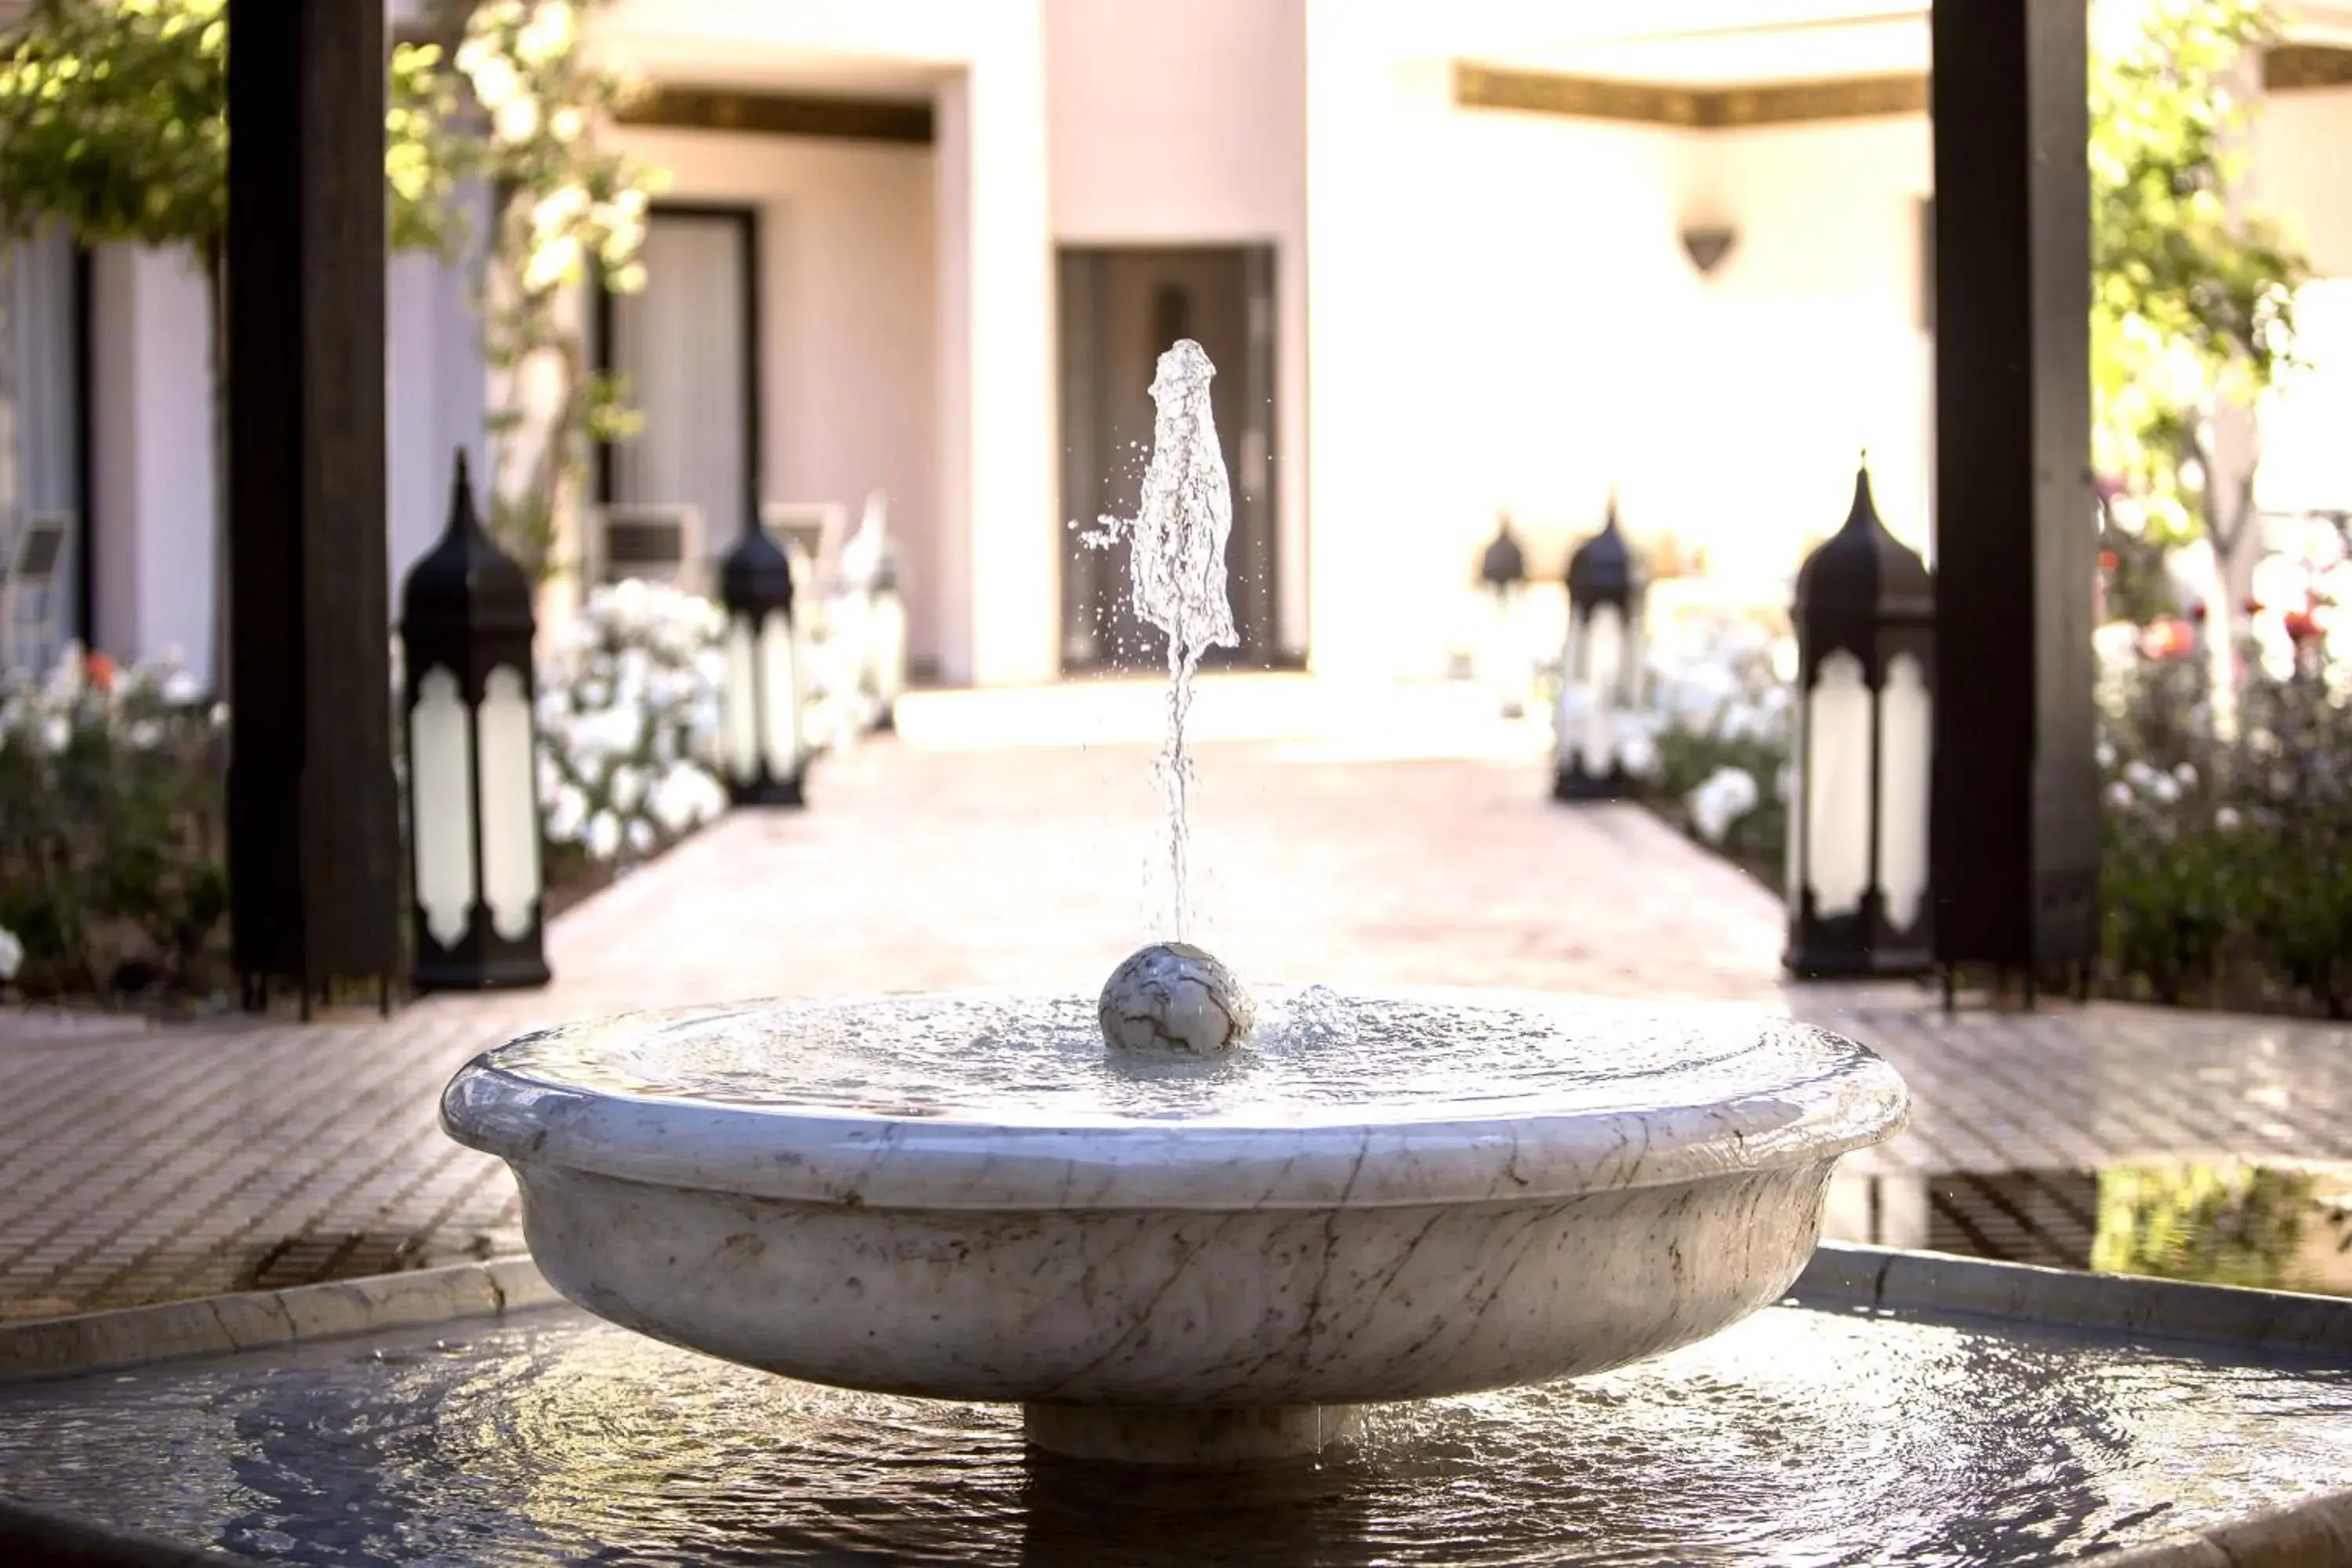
top-left (3, 724), bottom-right (2346, 1319)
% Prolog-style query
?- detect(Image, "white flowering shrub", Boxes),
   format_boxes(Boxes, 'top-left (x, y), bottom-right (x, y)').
top-left (1687, 764), bottom-right (1762, 847)
top-left (1576, 603), bottom-right (1795, 876)
top-left (0, 646), bottom-right (227, 995)
top-left (535, 580), bottom-right (730, 872)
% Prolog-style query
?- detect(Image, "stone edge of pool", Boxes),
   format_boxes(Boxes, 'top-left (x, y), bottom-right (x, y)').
top-left (2, 1243), bottom-right (2348, 1568)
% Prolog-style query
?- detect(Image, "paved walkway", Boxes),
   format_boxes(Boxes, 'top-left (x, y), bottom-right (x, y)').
top-left (3, 684), bottom-right (2347, 1319)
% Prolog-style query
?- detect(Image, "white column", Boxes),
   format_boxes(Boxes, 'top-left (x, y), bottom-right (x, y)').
top-left (89, 243), bottom-right (216, 687)
top-left (1302, 2), bottom-right (1410, 681)
top-left (935, 31), bottom-right (1055, 688)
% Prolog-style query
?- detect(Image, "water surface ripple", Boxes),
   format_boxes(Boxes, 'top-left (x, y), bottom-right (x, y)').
top-left (480, 988), bottom-right (1875, 1124)
top-left (2, 1301), bottom-right (2345, 1566)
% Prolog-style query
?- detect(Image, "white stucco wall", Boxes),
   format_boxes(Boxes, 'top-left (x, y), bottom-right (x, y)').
top-left (89, 244), bottom-right (216, 687)
top-left (603, 0), bottom-right (1055, 688)
top-left (1693, 118), bottom-right (1934, 568)
top-left (387, 188), bottom-right (492, 608)
top-left (1305, 20), bottom-right (1714, 679)
top-left (2260, 87), bottom-right (2352, 274)
top-left (1046, 0), bottom-right (1311, 658)
top-left (608, 127), bottom-right (942, 670)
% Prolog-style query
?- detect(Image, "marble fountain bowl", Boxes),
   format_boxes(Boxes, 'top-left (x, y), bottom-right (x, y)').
top-left (440, 985), bottom-right (1908, 1463)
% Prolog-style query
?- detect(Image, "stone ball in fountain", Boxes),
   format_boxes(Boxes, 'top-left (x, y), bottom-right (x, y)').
top-left (1098, 942), bottom-right (1255, 1058)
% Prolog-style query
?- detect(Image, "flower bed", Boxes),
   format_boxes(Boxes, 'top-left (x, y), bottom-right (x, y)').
top-left (531, 580), bottom-right (731, 916)
top-left (1, 581), bottom-right (752, 1006)
top-left (1551, 597), bottom-right (1795, 894)
top-left (0, 653), bottom-right (227, 1002)
top-left (1586, 587), bottom-right (2350, 1018)
top-left (2096, 626), bottom-right (2350, 1017)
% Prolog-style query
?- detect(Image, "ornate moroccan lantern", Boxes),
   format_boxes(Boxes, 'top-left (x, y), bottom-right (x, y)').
top-left (1784, 462), bottom-right (1935, 978)
top-left (717, 514), bottom-right (807, 807)
top-left (1552, 499), bottom-right (1643, 801)
top-left (397, 451), bottom-right (550, 992)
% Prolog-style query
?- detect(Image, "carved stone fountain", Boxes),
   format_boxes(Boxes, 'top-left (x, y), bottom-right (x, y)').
top-left (441, 340), bottom-right (1910, 1464)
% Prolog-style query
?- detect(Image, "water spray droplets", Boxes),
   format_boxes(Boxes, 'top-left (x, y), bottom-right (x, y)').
top-left (1087, 339), bottom-right (1241, 942)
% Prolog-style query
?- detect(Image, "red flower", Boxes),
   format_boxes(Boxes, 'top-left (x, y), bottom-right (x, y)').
top-left (2140, 618), bottom-right (2197, 660)
top-left (2099, 550), bottom-right (2120, 572)
top-left (84, 652), bottom-right (115, 692)
top-left (2284, 609), bottom-right (2323, 644)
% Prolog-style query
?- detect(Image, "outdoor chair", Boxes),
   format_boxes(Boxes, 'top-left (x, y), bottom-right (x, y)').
top-left (0, 513), bottom-right (71, 677)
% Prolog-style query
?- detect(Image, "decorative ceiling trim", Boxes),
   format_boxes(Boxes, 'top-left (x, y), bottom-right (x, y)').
top-left (1461, 43), bottom-right (2352, 131)
top-left (2265, 43), bottom-right (2352, 91)
top-left (613, 85), bottom-right (935, 146)
top-left (1454, 62), bottom-right (1922, 129)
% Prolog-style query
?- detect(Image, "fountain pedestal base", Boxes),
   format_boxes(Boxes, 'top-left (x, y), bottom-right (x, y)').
top-left (1021, 1402), bottom-right (1367, 1465)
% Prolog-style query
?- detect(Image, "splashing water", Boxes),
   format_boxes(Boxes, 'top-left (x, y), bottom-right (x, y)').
top-left (1083, 339), bottom-right (1239, 940)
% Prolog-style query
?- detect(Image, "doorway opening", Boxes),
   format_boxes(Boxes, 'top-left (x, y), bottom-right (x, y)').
top-left (1057, 245), bottom-right (1282, 673)
top-left (594, 205), bottom-right (762, 587)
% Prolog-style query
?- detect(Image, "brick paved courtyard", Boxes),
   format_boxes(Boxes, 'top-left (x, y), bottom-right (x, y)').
top-left (3, 684), bottom-right (2347, 1320)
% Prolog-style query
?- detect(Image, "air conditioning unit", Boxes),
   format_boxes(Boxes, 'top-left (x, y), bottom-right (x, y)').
top-left (588, 504), bottom-right (707, 596)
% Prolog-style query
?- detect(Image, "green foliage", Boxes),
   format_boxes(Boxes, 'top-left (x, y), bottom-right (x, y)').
top-left (2097, 645), bottom-right (2352, 1016)
top-left (0, 651), bottom-right (229, 1000)
top-left (0, 0), bottom-right (463, 256)
top-left (0, 0), bottom-right (224, 249)
top-left (432, 0), bottom-right (667, 582)
top-left (2092, 1163), bottom-right (2318, 1291)
top-left (2090, 0), bottom-right (2312, 546)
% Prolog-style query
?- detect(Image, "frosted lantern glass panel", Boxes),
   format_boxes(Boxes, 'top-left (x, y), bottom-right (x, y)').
top-left (1876, 653), bottom-right (1932, 930)
top-left (1482, 590), bottom-right (1521, 706)
top-left (760, 609), bottom-right (800, 782)
top-left (409, 667), bottom-right (476, 949)
top-left (1803, 650), bottom-right (1872, 920)
top-left (475, 665), bottom-right (542, 942)
top-left (724, 614), bottom-right (758, 782)
top-left (1579, 604), bottom-right (1623, 775)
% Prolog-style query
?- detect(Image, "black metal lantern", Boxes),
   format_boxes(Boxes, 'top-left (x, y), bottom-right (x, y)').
top-left (1784, 462), bottom-right (1935, 978)
top-left (717, 515), bottom-right (807, 807)
top-left (397, 451), bottom-right (551, 992)
top-left (1552, 498), bottom-right (1644, 800)
top-left (1478, 511), bottom-right (1530, 717)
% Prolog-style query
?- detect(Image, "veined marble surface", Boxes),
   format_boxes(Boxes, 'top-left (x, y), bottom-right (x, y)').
top-left (442, 987), bottom-right (1906, 1210)
top-left (441, 987), bottom-right (1907, 1446)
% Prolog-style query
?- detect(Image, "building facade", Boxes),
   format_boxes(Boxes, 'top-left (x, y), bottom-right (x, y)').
top-left (10, 0), bottom-right (2352, 693)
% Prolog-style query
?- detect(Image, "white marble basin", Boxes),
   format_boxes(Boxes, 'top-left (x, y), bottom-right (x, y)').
top-left (441, 986), bottom-right (1908, 1461)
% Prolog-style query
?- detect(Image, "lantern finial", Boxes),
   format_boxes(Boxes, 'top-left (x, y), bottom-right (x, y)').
top-left (1844, 462), bottom-right (1882, 535)
top-left (446, 448), bottom-right (485, 540)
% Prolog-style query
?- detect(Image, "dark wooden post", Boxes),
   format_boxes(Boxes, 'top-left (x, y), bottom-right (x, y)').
top-left (224, 2), bottom-right (401, 1014)
top-left (1927, 0), bottom-right (2102, 1002)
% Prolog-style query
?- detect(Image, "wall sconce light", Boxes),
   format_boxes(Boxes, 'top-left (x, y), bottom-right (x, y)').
top-left (1682, 226), bottom-right (1738, 278)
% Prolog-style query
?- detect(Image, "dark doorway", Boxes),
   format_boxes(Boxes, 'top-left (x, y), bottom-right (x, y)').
top-left (1058, 245), bottom-right (1279, 673)
top-left (595, 205), bottom-right (762, 566)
